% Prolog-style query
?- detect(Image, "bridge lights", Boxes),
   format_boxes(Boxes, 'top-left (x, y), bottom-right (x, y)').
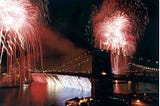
top-left (101, 71), bottom-right (107, 75)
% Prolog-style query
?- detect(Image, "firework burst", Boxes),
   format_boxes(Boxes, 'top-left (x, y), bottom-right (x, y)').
top-left (0, 0), bottom-right (49, 86)
top-left (91, 0), bottom-right (149, 75)
top-left (92, 0), bottom-right (149, 56)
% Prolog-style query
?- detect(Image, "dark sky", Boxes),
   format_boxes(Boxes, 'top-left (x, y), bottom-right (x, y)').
top-left (136, 0), bottom-right (159, 61)
top-left (45, 0), bottom-right (159, 67)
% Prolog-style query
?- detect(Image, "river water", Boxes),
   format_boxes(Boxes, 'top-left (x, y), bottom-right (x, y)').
top-left (0, 74), bottom-right (158, 106)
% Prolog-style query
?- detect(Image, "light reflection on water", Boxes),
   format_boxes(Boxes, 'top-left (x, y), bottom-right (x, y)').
top-left (0, 82), bottom-right (91, 106)
top-left (0, 80), bottom-right (158, 106)
top-left (113, 80), bottom-right (158, 94)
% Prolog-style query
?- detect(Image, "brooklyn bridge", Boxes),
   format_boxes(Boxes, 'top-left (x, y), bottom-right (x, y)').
top-left (0, 49), bottom-right (158, 88)
top-left (0, 50), bottom-right (159, 106)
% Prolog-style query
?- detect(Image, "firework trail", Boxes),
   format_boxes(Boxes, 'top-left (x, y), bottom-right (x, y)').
top-left (0, 0), bottom-right (49, 86)
top-left (92, 0), bottom-right (149, 74)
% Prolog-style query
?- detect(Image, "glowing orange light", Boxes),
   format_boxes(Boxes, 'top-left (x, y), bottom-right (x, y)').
top-left (136, 99), bottom-right (141, 103)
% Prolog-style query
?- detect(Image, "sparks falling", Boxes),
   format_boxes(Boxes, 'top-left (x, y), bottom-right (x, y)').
top-left (92, 0), bottom-right (149, 74)
top-left (0, 0), bottom-right (49, 86)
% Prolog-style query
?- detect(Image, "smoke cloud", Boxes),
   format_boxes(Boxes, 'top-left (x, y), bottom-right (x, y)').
top-left (39, 25), bottom-right (84, 69)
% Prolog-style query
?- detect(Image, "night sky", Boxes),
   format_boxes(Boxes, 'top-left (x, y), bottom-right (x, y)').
top-left (43, 0), bottom-right (159, 67)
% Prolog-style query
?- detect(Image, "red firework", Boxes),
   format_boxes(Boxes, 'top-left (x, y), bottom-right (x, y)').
top-left (0, 0), bottom-right (48, 86)
top-left (92, 0), bottom-right (149, 56)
